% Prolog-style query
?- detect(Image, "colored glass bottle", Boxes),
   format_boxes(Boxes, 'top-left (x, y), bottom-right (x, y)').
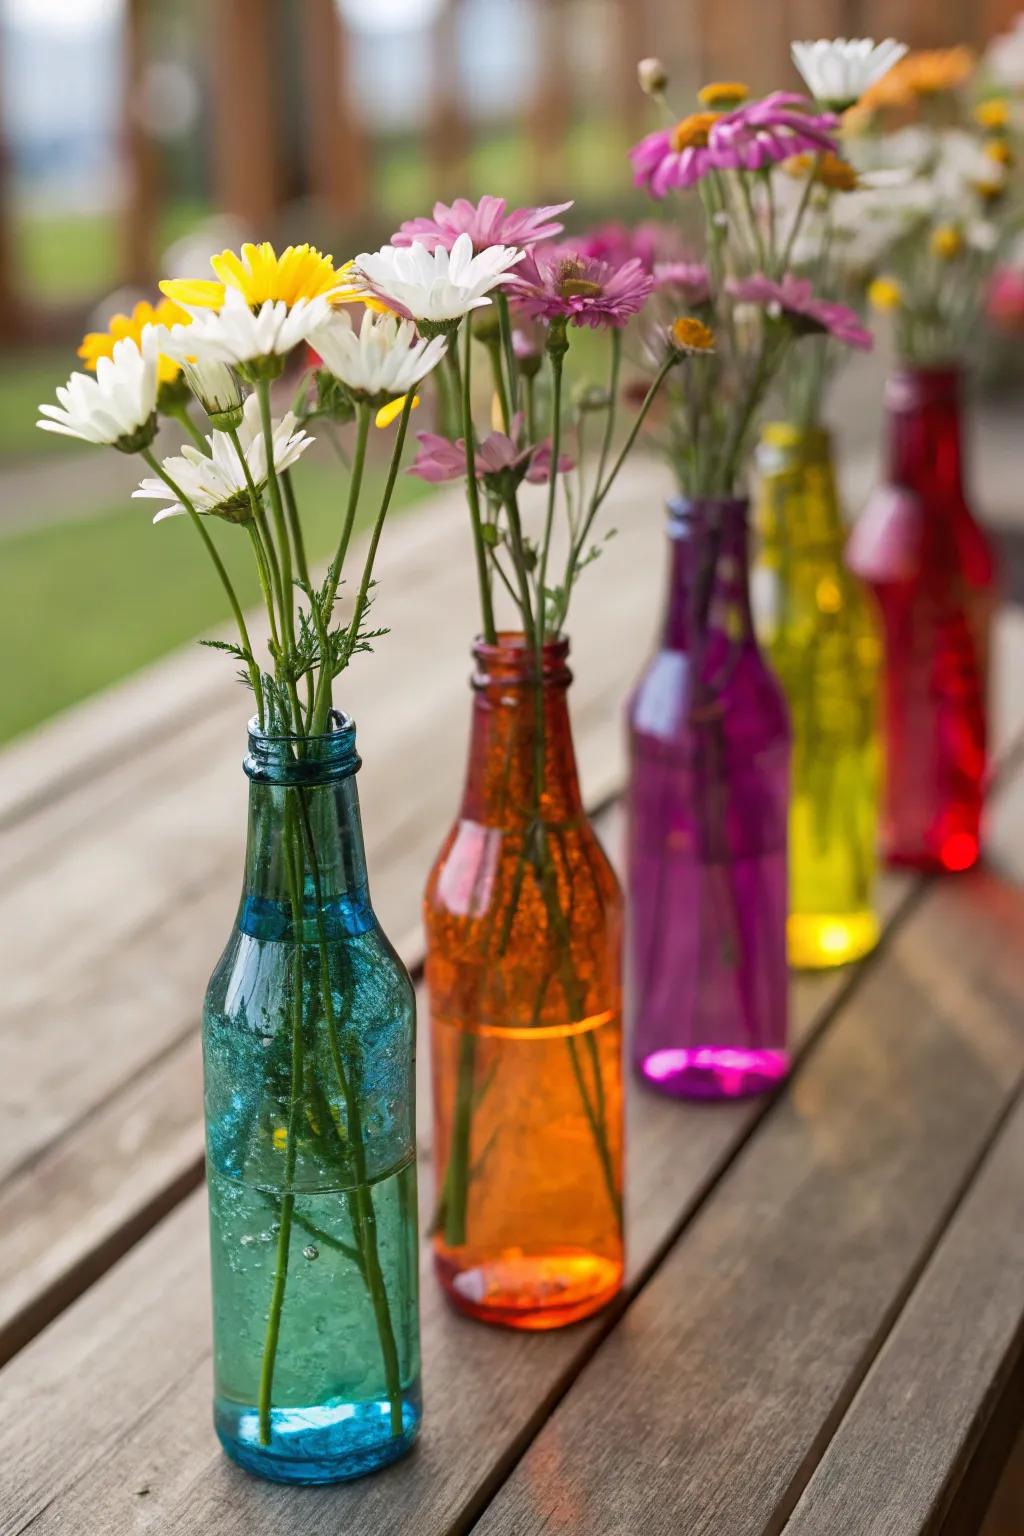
top-left (627, 498), bottom-right (791, 1099)
top-left (847, 368), bottom-right (996, 872)
top-left (425, 635), bottom-right (624, 1330)
top-left (203, 715), bottom-right (420, 1484)
top-left (755, 424), bottom-right (882, 969)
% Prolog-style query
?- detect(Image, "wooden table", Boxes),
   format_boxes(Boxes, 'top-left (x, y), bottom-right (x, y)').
top-left (1, 462), bottom-right (1022, 1536)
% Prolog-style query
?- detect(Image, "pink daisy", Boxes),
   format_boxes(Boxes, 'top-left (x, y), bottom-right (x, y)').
top-left (392, 196), bottom-right (572, 254)
top-left (510, 247), bottom-right (654, 329)
top-left (727, 274), bottom-right (873, 350)
top-left (652, 261), bottom-right (712, 305)
top-left (408, 418), bottom-right (574, 486)
top-left (575, 220), bottom-right (688, 273)
top-left (629, 122), bottom-right (723, 197)
top-left (709, 93), bottom-right (838, 173)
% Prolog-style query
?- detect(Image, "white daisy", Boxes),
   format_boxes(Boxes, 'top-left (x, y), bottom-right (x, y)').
top-left (791, 37), bottom-right (908, 111)
top-left (310, 309), bottom-right (447, 399)
top-left (162, 285), bottom-right (334, 371)
top-left (133, 392), bottom-right (314, 524)
top-left (987, 16), bottom-right (1024, 90)
top-left (37, 328), bottom-right (159, 451)
top-left (178, 357), bottom-right (244, 427)
top-left (354, 232), bottom-right (522, 327)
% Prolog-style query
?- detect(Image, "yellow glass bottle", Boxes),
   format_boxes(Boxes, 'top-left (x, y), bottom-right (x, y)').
top-left (755, 424), bottom-right (882, 969)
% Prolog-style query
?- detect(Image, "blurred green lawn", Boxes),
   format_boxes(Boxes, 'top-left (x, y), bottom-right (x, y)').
top-left (1, 115), bottom-right (641, 744)
top-left (0, 459), bottom-right (434, 744)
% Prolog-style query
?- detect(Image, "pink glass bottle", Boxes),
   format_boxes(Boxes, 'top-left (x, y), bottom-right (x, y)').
top-left (626, 499), bottom-right (791, 1100)
top-left (847, 368), bottom-right (997, 873)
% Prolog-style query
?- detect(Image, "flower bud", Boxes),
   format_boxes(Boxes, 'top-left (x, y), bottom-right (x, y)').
top-left (637, 57), bottom-right (669, 97)
top-left (182, 359), bottom-right (244, 429)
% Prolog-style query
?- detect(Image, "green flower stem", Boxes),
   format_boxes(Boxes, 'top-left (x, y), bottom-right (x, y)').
top-left (293, 793), bottom-right (404, 1436)
top-left (310, 403), bottom-right (372, 734)
top-left (486, 338), bottom-right (511, 434)
top-left (140, 448), bottom-right (265, 728)
top-left (450, 325), bottom-right (498, 644)
top-left (281, 468), bottom-right (315, 724)
top-left (535, 345), bottom-right (564, 644)
top-left (780, 154), bottom-right (820, 275)
top-left (256, 378), bottom-right (298, 648)
top-left (227, 425), bottom-right (284, 655)
top-left (257, 793), bottom-right (307, 1444)
top-left (592, 330), bottom-right (621, 508)
top-left (496, 292), bottom-right (519, 421)
top-left (168, 402), bottom-right (208, 451)
top-left (335, 393), bottom-right (415, 682)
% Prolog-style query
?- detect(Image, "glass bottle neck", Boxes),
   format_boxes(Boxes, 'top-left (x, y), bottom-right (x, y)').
top-left (756, 424), bottom-right (845, 558)
top-left (884, 367), bottom-right (965, 505)
top-left (460, 634), bottom-right (584, 825)
top-left (238, 715), bottom-right (372, 939)
top-left (661, 498), bottom-right (754, 651)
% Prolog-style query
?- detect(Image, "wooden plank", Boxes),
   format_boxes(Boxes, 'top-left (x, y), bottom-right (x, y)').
top-left (471, 766), bottom-right (1024, 1536)
top-left (0, 827), bottom-right (929, 1529)
top-left (782, 1096), bottom-right (1024, 1536)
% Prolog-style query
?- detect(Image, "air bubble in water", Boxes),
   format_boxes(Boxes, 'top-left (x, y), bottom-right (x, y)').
top-left (303, 1245), bottom-right (320, 1262)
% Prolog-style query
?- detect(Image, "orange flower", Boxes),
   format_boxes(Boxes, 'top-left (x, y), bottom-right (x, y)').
top-left (670, 111), bottom-right (721, 152)
top-left (670, 316), bottom-right (715, 355)
top-left (784, 151), bottom-right (859, 192)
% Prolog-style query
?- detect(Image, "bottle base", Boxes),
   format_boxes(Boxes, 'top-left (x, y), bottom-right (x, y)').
top-left (434, 1247), bottom-right (622, 1330)
top-left (884, 831), bottom-right (980, 874)
top-left (638, 1046), bottom-right (790, 1100)
top-left (787, 909), bottom-right (880, 970)
top-left (215, 1391), bottom-right (421, 1485)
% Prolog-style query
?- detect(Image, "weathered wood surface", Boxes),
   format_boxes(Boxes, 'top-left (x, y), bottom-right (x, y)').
top-left (2, 734), bottom-right (1023, 1535)
top-left (1, 454), bottom-right (1022, 1535)
top-left (783, 1097), bottom-right (1024, 1536)
top-left (474, 760), bottom-right (1024, 1536)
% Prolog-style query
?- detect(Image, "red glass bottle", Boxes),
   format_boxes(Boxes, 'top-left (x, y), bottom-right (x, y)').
top-left (847, 368), bottom-right (997, 873)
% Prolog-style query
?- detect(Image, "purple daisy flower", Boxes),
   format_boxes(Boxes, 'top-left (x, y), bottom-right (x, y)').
top-left (408, 418), bottom-right (575, 485)
top-left (653, 260), bottom-right (712, 305)
top-left (510, 247), bottom-right (654, 329)
top-left (726, 273), bottom-right (873, 350)
top-left (629, 113), bottom-right (724, 198)
top-left (392, 196), bottom-right (572, 255)
top-left (575, 220), bottom-right (687, 273)
top-left (709, 92), bottom-right (838, 173)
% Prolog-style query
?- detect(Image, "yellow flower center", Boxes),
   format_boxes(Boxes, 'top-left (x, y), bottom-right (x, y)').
top-left (784, 151), bottom-right (859, 192)
top-left (556, 260), bottom-right (604, 299)
top-left (671, 316), bottom-right (715, 354)
top-left (984, 137), bottom-right (1014, 166)
top-left (975, 98), bottom-right (1011, 131)
top-left (697, 81), bottom-right (749, 109)
top-left (868, 277), bottom-right (903, 312)
top-left (670, 112), bottom-right (721, 153)
top-left (160, 241), bottom-right (358, 313)
top-left (78, 297), bottom-right (190, 386)
top-left (930, 224), bottom-right (964, 260)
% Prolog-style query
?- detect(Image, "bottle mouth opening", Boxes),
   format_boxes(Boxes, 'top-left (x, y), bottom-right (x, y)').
top-left (667, 496), bottom-right (749, 540)
top-left (244, 710), bottom-right (361, 784)
top-left (887, 365), bottom-right (962, 408)
top-left (472, 631), bottom-right (572, 687)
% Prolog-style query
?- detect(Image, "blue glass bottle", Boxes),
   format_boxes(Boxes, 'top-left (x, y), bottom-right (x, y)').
top-left (203, 713), bottom-right (420, 1484)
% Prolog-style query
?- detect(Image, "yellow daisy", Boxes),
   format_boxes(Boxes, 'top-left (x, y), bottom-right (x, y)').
top-left (930, 224), bottom-right (964, 260)
top-left (160, 241), bottom-right (362, 313)
top-left (867, 276), bottom-right (903, 312)
top-left (784, 150), bottom-right (859, 192)
top-left (78, 297), bottom-right (190, 386)
top-left (697, 81), bottom-right (749, 109)
top-left (974, 98), bottom-right (1011, 131)
top-left (670, 316), bottom-right (715, 355)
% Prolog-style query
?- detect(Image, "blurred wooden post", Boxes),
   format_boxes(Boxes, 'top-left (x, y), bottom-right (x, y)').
top-left (528, 0), bottom-right (571, 196)
top-left (301, 0), bottom-right (368, 221)
top-left (0, 22), bottom-right (20, 343)
top-left (211, 0), bottom-right (281, 230)
top-left (119, 0), bottom-right (158, 288)
top-left (692, 0), bottom-right (792, 94)
top-left (428, 0), bottom-right (469, 200)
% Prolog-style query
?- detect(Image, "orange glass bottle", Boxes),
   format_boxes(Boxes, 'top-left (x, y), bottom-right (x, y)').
top-left (424, 634), bottom-right (624, 1330)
